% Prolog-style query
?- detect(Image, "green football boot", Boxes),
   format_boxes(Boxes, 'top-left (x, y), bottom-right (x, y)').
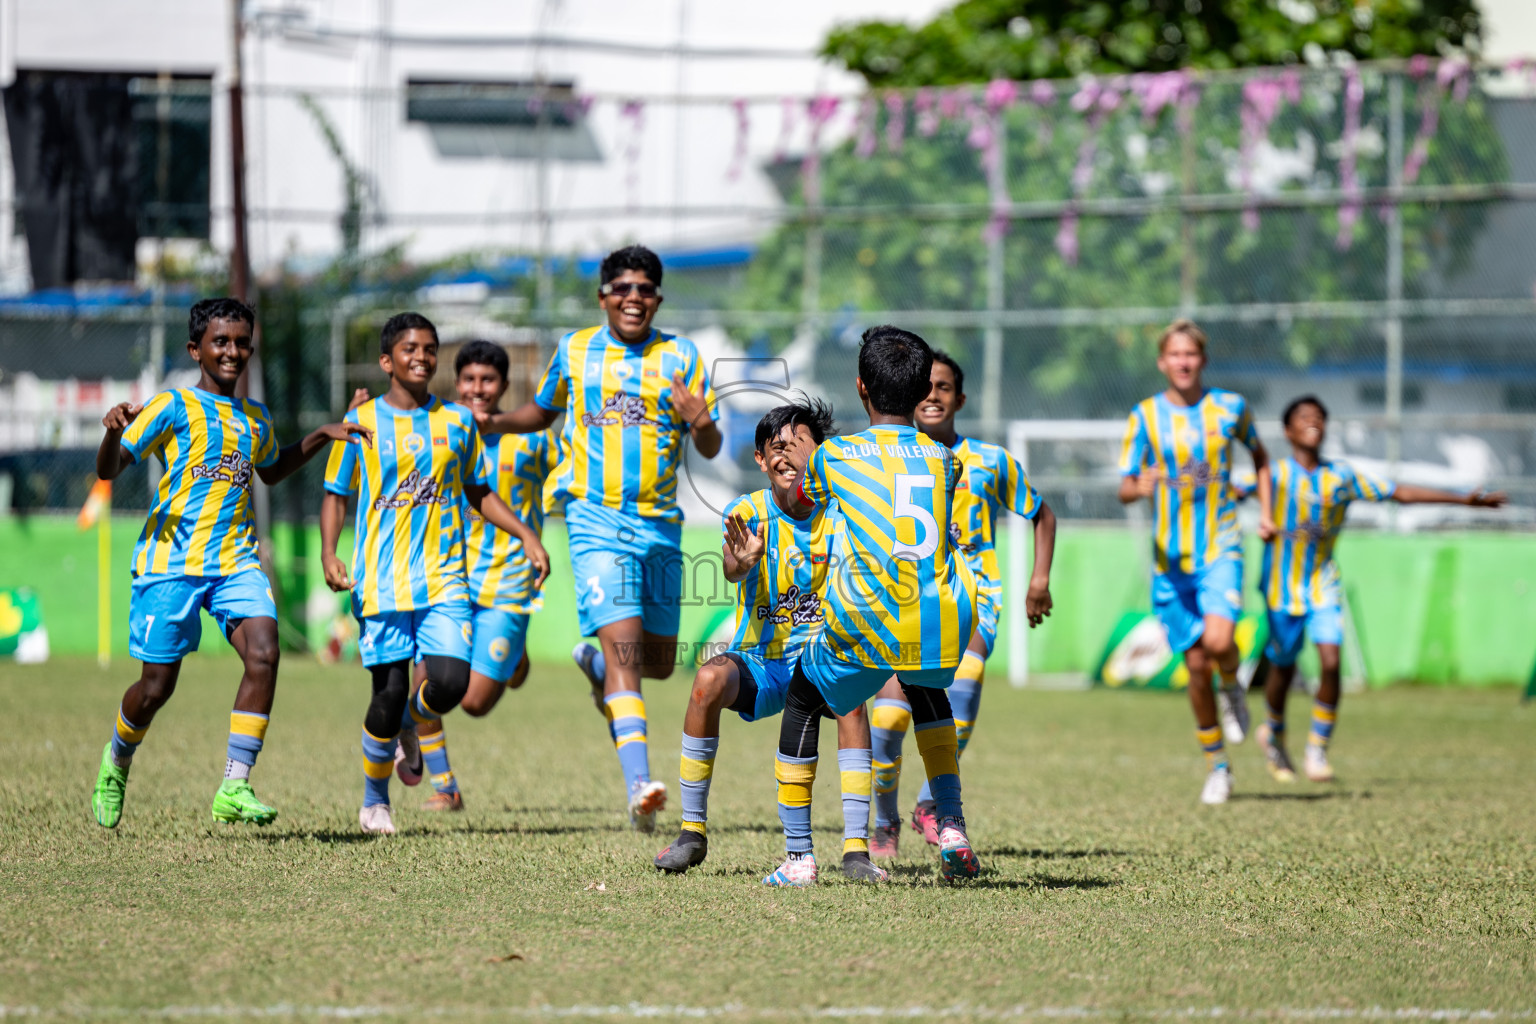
top-left (210, 778), bottom-right (278, 825)
top-left (92, 743), bottom-right (129, 829)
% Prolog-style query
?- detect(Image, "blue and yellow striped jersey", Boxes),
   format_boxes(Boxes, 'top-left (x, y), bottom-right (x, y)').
top-left (1261, 455), bottom-right (1394, 614)
top-left (948, 437), bottom-right (1041, 596)
top-left (726, 489), bottom-right (838, 661)
top-left (802, 424), bottom-right (977, 671)
top-left (121, 387), bottom-right (278, 578)
top-left (465, 429), bottom-right (561, 613)
top-left (323, 395), bottom-right (487, 616)
top-left (1119, 389), bottom-right (1262, 574)
top-left (534, 325), bottom-right (718, 523)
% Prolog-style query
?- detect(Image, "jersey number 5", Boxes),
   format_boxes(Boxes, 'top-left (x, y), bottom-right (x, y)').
top-left (893, 473), bottom-right (939, 562)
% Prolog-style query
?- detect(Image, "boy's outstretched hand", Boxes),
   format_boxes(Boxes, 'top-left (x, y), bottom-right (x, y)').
top-left (348, 388), bottom-right (371, 412)
top-left (1468, 490), bottom-right (1507, 508)
top-left (319, 421), bottom-right (374, 448)
top-left (102, 402), bottom-right (143, 432)
top-left (322, 552), bottom-right (353, 593)
top-left (724, 514), bottom-right (766, 571)
top-left (671, 372), bottom-right (711, 428)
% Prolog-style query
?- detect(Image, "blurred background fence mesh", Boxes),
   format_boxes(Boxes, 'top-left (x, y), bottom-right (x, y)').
top-left (3, 62), bottom-right (1536, 527)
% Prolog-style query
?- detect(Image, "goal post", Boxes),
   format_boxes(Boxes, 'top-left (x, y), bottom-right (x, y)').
top-left (1004, 419), bottom-right (1130, 688)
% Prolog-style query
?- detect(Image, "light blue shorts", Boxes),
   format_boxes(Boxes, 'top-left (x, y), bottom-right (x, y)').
top-left (565, 499), bottom-right (683, 638)
top-left (129, 568), bottom-right (277, 664)
top-left (470, 604), bottom-right (531, 683)
top-left (799, 644), bottom-right (958, 718)
top-left (721, 650), bottom-right (795, 722)
top-left (1151, 556), bottom-right (1243, 653)
top-left (357, 601), bottom-right (472, 668)
top-left (1265, 605), bottom-right (1343, 666)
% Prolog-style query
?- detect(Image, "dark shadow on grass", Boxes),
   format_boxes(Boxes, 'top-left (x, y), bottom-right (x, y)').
top-left (1228, 792), bottom-right (1343, 802)
top-left (237, 829), bottom-right (382, 845)
top-left (982, 875), bottom-right (1119, 891)
top-left (984, 846), bottom-right (1130, 860)
top-left (500, 806), bottom-right (616, 816)
top-left (443, 822), bottom-right (625, 836)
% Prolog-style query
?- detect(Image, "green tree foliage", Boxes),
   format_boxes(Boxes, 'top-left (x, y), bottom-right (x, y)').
top-left (822, 0), bottom-right (1482, 84)
top-left (733, 2), bottom-right (1502, 419)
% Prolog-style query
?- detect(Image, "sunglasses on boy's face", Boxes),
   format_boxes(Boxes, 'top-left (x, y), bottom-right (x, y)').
top-left (600, 281), bottom-right (661, 299)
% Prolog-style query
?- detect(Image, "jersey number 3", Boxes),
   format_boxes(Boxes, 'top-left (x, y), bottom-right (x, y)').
top-left (893, 473), bottom-right (939, 562)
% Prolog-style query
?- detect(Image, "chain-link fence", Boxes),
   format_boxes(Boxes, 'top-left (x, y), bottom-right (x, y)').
top-left (4, 60), bottom-right (1536, 527)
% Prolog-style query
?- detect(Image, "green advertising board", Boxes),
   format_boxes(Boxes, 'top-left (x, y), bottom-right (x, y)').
top-left (1092, 609), bottom-right (1268, 690)
top-left (0, 587), bottom-right (48, 662)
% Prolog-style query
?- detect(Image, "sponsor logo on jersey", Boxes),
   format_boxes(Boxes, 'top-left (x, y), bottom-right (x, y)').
top-left (373, 469), bottom-right (441, 510)
top-left (191, 451), bottom-right (255, 491)
top-left (756, 584), bottom-right (823, 628)
top-left (581, 392), bottom-right (664, 429)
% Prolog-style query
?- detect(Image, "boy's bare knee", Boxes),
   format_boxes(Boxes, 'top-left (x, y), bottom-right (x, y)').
top-left (690, 662), bottom-right (731, 709)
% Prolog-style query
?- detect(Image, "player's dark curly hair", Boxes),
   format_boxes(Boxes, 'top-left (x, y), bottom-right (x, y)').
top-left (600, 244), bottom-right (663, 287)
top-left (932, 349), bottom-right (964, 396)
top-left (455, 339), bottom-right (509, 382)
top-left (381, 311), bottom-right (439, 356)
top-left (755, 397), bottom-right (836, 452)
top-left (858, 325), bottom-right (934, 417)
top-left (188, 297), bottom-right (255, 344)
top-left (1283, 394), bottom-right (1328, 426)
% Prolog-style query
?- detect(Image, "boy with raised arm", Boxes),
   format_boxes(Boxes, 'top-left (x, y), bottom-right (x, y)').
top-left (652, 400), bottom-right (885, 883)
top-left (91, 297), bottom-right (370, 829)
top-left (764, 326), bottom-right (980, 887)
top-left (475, 245), bottom-right (720, 831)
top-left (1256, 395), bottom-right (1505, 783)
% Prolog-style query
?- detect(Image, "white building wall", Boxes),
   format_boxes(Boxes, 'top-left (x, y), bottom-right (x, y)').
top-left (0, 0), bottom-right (950, 280)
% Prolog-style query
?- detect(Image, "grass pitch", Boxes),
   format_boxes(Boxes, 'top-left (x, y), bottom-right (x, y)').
top-left (1, 657), bottom-right (1533, 1021)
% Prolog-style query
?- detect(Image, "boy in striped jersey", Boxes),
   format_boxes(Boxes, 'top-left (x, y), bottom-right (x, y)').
top-left (475, 246), bottom-right (721, 831)
top-left (652, 400), bottom-right (885, 883)
top-left (1256, 395), bottom-right (1504, 783)
top-left (321, 314), bottom-right (549, 836)
top-left (1119, 320), bottom-right (1274, 805)
top-left (767, 326), bottom-right (981, 886)
top-left (91, 298), bottom-right (371, 829)
top-left (392, 341), bottom-right (561, 811)
top-left (866, 351), bottom-right (1057, 857)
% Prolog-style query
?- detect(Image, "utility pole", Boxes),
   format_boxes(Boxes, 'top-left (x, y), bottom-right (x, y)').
top-left (1384, 73), bottom-right (1405, 480)
top-left (228, 0), bottom-right (251, 311)
top-left (981, 116), bottom-right (1007, 439)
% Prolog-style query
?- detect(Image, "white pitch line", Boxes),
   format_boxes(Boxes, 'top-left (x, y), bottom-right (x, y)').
top-left (1, 1006), bottom-right (1532, 1022)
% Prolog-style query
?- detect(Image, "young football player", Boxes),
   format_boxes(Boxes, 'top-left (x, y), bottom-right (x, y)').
top-left (474, 245), bottom-right (720, 831)
top-left (390, 341), bottom-right (561, 811)
top-left (90, 297), bottom-right (370, 828)
top-left (320, 314), bottom-right (549, 835)
top-left (1118, 319), bottom-right (1274, 805)
top-left (652, 400), bottom-right (886, 882)
top-left (866, 351), bottom-right (1057, 856)
top-left (765, 325), bottom-right (980, 886)
top-left (1256, 395), bottom-right (1505, 783)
